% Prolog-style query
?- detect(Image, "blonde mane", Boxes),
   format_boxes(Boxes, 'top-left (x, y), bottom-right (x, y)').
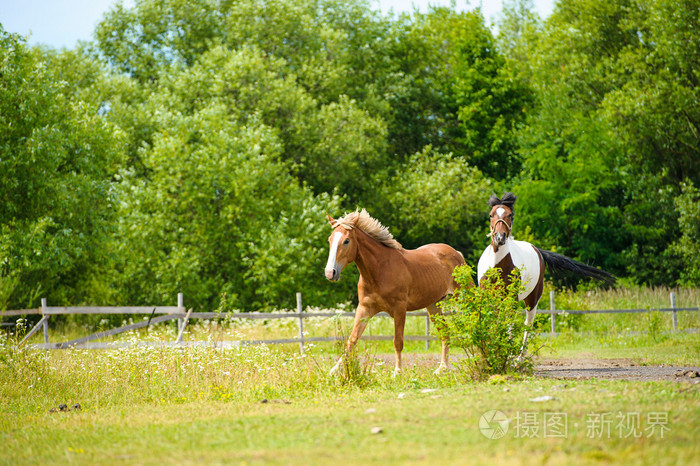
top-left (333, 209), bottom-right (402, 249)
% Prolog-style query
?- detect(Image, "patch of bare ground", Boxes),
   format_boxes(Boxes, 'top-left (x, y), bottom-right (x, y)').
top-left (534, 354), bottom-right (700, 382)
top-left (366, 352), bottom-right (700, 382)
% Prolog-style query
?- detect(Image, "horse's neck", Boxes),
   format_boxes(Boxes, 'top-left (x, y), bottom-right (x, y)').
top-left (491, 238), bottom-right (512, 263)
top-left (354, 229), bottom-right (396, 283)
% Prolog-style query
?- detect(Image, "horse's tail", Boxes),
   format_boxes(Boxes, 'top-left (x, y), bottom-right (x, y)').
top-left (537, 248), bottom-right (616, 286)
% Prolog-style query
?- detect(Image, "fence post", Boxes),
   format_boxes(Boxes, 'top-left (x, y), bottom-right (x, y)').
top-left (177, 293), bottom-right (184, 335)
top-left (297, 292), bottom-right (305, 355)
top-left (425, 313), bottom-right (430, 350)
top-left (670, 291), bottom-right (677, 331)
top-left (41, 298), bottom-right (49, 344)
top-left (550, 291), bottom-right (556, 335)
top-left (175, 307), bottom-right (193, 344)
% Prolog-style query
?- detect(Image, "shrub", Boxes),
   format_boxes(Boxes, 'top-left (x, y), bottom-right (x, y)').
top-left (436, 265), bottom-right (534, 380)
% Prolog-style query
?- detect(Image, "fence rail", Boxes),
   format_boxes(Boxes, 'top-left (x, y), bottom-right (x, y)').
top-left (2, 291), bottom-right (698, 351)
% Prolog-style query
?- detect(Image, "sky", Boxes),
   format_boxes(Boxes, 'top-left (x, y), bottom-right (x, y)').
top-left (1, 0), bottom-right (554, 49)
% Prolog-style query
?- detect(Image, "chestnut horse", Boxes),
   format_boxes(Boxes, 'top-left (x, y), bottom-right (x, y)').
top-left (325, 209), bottom-right (467, 375)
top-left (478, 193), bottom-right (616, 351)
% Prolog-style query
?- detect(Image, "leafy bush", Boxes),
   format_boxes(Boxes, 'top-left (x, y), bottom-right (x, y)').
top-left (435, 265), bottom-right (534, 380)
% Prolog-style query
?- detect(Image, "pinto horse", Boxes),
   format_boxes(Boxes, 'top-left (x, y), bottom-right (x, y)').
top-left (325, 209), bottom-right (467, 374)
top-left (478, 193), bottom-right (616, 351)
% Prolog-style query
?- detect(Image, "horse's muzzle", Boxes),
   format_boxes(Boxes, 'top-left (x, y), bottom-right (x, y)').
top-left (494, 232), bottom-right (507, 245)
top-left (325, 267), bottom-right (340, 281)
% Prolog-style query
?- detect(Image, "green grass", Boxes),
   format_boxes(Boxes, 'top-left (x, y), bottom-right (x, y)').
top-left (1, 329), bottom-right (699, 465)
top-left (3, 285), bottom-right (700, 464)
top-left (541, 332), bottom-right (700, 366)
top-left (3, 379), bottom-right (699, 465)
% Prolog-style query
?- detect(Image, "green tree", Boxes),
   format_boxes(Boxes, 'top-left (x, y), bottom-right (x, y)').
top-left (448, 9), bottom-right (532, 179)
top-left (0, 29), bottom-right (125, 308)
top-left (377, 147), bottom-right (492, 260)
top-left (512, 0), bottom-right (696, 284)
top-left (600, 0), bottom-right (700, 185)
top-left (95, 0), bottom-right (222, 82)
top-left (94, 0), bottom-right (386, 106)
top-left (154, 45), bottom-right (387, 205)
top-left (670, 182), bottom-right (700, 286)
top-left (497, 0), bottom-right (542, 64)
top-left (381, 7), bottom-right (532, 177)
top-left (113, 104), bottom-right (349, 310)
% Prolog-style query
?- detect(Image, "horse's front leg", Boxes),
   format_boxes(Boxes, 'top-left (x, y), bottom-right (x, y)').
top-left (427, 303), bottom-right (449, 374)
top-left (392, 310), bottom-right (406, 375)
top-left (330, 305), bottom-right (372, 375)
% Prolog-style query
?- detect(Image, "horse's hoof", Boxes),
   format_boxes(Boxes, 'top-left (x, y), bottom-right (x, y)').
top-left (329, 363), bottom-right (342, 376)
top-left (329, 357), bottom-right (343, 376)
top-left (392, 367), bottom-right (402, 378)
top-left (433, 363), bottom-right (447, 375)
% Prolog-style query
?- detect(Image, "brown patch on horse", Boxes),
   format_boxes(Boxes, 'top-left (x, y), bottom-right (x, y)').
top-left (480, 252), bottom-right (516, 288)
top-left (495, 254), bottom-right (516, 284)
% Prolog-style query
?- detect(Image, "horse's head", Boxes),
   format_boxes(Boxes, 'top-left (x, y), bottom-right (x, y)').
top-left (488, 193), bottom-right (517, 249)
top-left (324, 213), bottom-right (359, 281)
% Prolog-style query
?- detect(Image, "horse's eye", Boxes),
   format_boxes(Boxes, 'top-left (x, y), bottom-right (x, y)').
top-left (343, 239), bottom-right (350, 245)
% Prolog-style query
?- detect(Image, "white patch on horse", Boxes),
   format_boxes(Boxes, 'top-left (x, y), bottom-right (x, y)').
top-left (496, 207), bottom-right (506, 217)
top-left (508, 239), bottom-right (542, 299)
top-left (325, 232), bottom-right (342, 272)
top-left (477, 242), bottom-right (510, 282)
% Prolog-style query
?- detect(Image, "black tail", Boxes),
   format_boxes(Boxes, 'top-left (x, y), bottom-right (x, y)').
top-left (537, 248), bottom-right (616, 286)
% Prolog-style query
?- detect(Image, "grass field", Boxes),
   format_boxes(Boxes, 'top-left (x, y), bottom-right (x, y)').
top-left (2, 285), bottom-right (699, 465)
top-left (3, 378), bottom-right (698, 465)
top-left (1, 329), bottom-right (699, 465)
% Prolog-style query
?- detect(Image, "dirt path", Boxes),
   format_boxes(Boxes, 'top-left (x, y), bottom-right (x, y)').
top-left (369, 353), bottom-right (700, 382)
top-left (535, 357), bottom-right (700, 382)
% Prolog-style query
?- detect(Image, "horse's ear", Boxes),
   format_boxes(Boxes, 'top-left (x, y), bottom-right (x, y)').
top-left (488, 195), bottom-right (501, 208)
top-left (501, 192), bottom-right (517, 211)
top-left (326, 213), bottom-right (335, 226)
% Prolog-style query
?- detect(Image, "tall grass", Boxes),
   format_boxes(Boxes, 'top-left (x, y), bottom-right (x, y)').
top-left (552, 284), bottom-right (700, 311)
top-left (0, 329), bottom-right (466, 420)
top-left (538, 284), bottom-right (700, 334)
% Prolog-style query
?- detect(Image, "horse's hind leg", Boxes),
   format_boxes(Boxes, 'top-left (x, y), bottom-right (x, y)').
top-left (427, 303), bottom-right (449, 374)
top-left (518, 305), bottom-right (538, 361)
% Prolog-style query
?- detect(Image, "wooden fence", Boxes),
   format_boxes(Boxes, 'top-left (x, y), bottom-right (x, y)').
top-left (2, 292), bottom-right (698, 351)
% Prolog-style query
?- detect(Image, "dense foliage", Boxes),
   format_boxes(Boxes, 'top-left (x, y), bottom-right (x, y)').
top-left (1, 0), bottom-right (698, 312)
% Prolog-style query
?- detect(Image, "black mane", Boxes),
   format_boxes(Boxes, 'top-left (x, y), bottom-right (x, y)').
top-left (488, 192), bottom-right (517, 212)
